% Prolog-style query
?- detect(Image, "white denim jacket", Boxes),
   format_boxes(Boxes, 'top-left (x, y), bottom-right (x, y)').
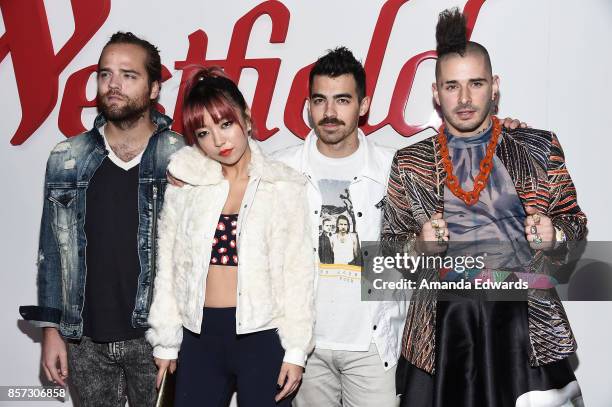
top-left (272, 130), bottom-right (408, 371)
top-left (146, 139), bottom-right (315, 367)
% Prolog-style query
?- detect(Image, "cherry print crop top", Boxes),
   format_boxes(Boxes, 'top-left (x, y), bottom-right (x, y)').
top-left (210, 214), bottom-right (238, 266)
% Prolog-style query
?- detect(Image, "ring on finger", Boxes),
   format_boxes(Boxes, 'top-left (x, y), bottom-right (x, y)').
top-left (530, 225), bottom-right (537, 235)
top-left (435, 228), bottom-right (445, 239)
top-left (532, 214), bottom-right (541, 225)
top-left (431, 219), bottom-right (439, 228)
top-left (533, 234), bottom-right (542, 244)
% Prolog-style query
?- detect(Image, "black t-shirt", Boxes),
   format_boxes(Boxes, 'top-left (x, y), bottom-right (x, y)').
top-left (82, 158), bottom-right (145, 342)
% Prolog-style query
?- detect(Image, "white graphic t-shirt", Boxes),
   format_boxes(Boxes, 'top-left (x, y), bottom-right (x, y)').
top-left (311, 143), bottom-right (373, 351)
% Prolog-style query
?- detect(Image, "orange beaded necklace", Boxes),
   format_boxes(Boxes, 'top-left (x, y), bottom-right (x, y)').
top-left (437, 115), bottom-right (501, 206)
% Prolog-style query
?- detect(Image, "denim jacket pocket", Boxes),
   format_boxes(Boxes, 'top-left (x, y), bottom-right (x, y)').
top-left (48, 188), bottom-right (78, 231)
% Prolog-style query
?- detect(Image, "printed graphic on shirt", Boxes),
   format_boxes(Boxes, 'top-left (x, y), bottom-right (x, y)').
top-left (318, 179), bottom-right (362, 279)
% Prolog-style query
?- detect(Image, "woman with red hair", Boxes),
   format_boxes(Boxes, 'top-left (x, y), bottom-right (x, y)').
top-left (146, 66), bottom-right (315, 406)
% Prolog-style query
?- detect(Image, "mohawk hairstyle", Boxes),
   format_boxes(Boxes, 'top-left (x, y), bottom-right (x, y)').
top-left (436, 8), bottom-right (468, 57)
top-left (434, 8), bottom-right (492, 78)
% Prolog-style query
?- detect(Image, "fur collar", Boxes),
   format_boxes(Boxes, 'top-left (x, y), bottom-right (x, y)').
top-left (168, 138), bottom-right (305, 186)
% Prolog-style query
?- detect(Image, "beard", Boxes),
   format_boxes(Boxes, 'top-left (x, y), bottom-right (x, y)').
top-left (442, 97), bottom-right (494, 135)
top-left (97, 89), bottom-right (152, 128)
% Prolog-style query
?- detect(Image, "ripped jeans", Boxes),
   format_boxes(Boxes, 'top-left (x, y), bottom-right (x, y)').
top-left (67, 336), bottom-right (157, 407)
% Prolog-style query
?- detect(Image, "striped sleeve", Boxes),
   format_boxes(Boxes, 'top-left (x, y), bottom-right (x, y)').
top-left (381, 151), bottom-right (420, 243)
top-left (546, 132), bottom-right (587, 240)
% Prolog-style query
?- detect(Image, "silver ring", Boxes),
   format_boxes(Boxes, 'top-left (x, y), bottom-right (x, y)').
top-left (530, 225), bottom-right (537, 235)
top-left (534, 234), bottom-right (542, 244)
top-left (435, 228), bottom-right (445, 239)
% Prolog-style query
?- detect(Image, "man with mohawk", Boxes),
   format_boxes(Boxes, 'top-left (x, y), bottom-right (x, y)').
top-left (382, 8), bottom-right (587, 407)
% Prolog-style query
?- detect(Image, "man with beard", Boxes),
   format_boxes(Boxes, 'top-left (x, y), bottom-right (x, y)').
top-left (331, 215), bottom-right (359, 265)
top-left (19, 32), bottom-right (184, 406)
top-left (383, 8), bottom-right (587, 406)
top-left (272, 46), bottom-right (523, 407)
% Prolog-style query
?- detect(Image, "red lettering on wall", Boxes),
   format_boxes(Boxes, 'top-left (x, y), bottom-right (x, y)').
top-left (283, 63), bottom-right (313, 138)
top-left (0, 0), bottom-right (110, 145)
top-left (3, 0), bottom-right (486, 145)
top-left (172, 0), bottom-right (289, 140)
top-left (57, 65), bottom-right (97, 136)
top-left (285, 0), bottom-right (485, 139)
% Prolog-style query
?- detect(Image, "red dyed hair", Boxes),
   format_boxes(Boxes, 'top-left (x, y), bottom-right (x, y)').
top-left (181, 66), bottom-right (252, 145)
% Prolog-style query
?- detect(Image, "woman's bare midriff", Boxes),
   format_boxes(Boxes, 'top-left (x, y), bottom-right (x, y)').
top-left (204, 265), bottom-right (238, 307)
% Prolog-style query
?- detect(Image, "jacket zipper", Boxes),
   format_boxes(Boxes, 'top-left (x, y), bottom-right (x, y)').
top-left (146, 184), bottom-right (158, 311)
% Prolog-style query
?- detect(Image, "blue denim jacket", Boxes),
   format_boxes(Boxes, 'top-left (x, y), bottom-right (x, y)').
top-left (19, 110), bottom-right (185, 339)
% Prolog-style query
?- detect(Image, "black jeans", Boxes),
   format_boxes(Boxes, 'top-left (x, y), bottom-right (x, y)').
top-left (67, 336), bottom-right (157, 407)
top-left (175, 307), bottom-right (292, 407)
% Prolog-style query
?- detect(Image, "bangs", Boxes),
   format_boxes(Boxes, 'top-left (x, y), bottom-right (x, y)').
top-left (182, 91), bottom-right (243, 145)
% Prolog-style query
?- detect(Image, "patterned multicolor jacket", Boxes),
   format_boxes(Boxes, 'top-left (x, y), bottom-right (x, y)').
top-left (381, 126), bottom-right (587, 375)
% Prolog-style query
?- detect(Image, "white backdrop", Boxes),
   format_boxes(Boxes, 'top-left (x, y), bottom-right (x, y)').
top-left (1, 0), bottom-right (611, 406)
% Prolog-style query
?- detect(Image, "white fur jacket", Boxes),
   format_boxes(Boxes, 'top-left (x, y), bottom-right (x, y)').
top-left (146, 139), bottom-right (315, 367)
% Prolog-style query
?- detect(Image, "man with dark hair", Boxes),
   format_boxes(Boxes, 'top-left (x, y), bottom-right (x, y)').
top-left (331, 215), bottom-right (359, 265)
top-left (101, 31), bottom-right (163, 102)
top-left (308, 46), bottom-right (366, 102)
top-left (273, 46), bottom-right (406, 407)
top-left (19, 32), bottom-right (184, 406)
top-left (319, 217), bottom-right (335, 264)
top-left (383, 8), bottom-right (586, 406)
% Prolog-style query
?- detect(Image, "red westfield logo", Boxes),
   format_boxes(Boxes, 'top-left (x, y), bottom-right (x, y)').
top-left (0, 0), bottom-right (484, 145)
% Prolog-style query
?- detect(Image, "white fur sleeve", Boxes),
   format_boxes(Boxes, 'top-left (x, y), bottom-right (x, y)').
top-left (275, 181), bottom-right (316, 366)
top-left (146, 185), bottom-right (185, 360)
